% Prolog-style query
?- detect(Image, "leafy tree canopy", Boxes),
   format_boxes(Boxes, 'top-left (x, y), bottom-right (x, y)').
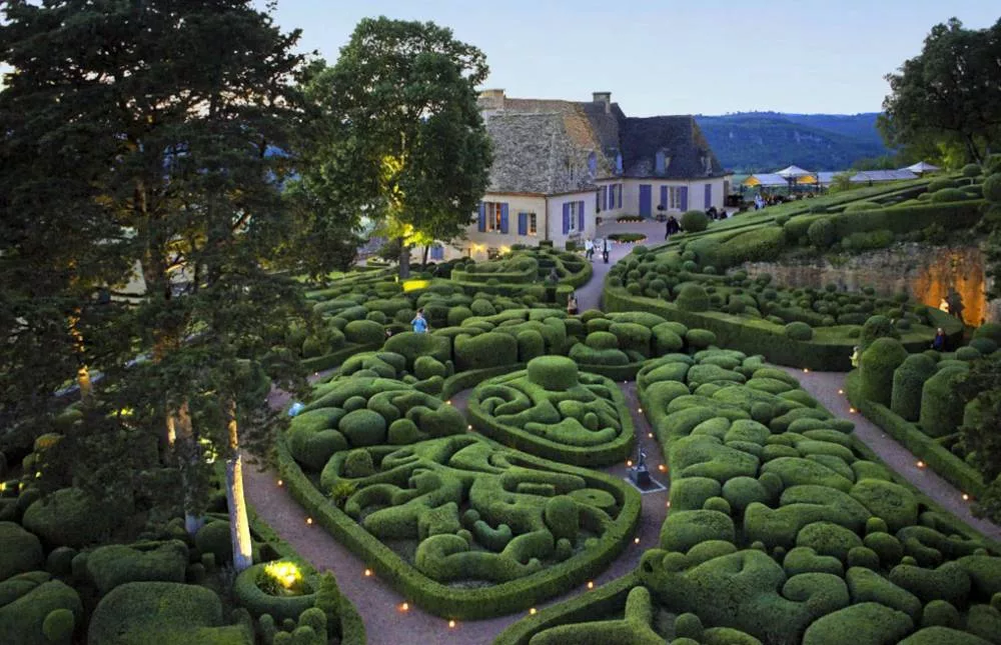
top-left (880, 17), bottom-right (1001, 165)
top-left (305, 17), bottom-right (493, 277)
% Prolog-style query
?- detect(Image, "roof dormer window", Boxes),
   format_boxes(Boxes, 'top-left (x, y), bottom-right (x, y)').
top-left (655, 151), bottom-right (666, 174)
top-left (615, 152), bottom-right (623, 175)
top-left (588, 151), bottom-right (597, 176)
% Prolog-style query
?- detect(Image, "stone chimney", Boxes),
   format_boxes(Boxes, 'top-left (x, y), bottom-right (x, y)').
top-left (478, 88), bottom-right (506, 111)
top-left (592, 91), bottom-right (611, 113)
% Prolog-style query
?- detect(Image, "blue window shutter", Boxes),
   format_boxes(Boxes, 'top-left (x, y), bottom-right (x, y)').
top-left (562, 203), bottom-right (570, 235)
top-left (602, 186), bottom-right (608, 210)
top-left (500, 203), bottom-right (509, 233)
top-left (680, 186), bottom-right (688, 211)
top-left (517, 212), bottom-right (527, 236)
top-left (617, 184), bottom-right (622, 208)
top-left (704, 183), bottom-right (712, 208)
top-left (660, 185), bottom-right (668, 208)
top-left (578, 201), bottom-right (584, 231)
top-left (478, 202), bottom-right (486, 232)
top-left (595, 191), bottom-right (599, 211)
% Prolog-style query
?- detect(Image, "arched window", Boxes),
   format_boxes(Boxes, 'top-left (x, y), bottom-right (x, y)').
top-left (655, 151), bottom-right (666, 173)
top-left (588, 151), bottom-right (597, 175)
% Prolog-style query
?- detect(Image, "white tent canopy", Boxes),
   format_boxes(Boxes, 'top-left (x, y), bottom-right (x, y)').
top-left (775, 165), bottom-right (812, 178)
top-left (850, 169), bottom-right (919, 183)
top-left (902, 161), bottom-right (941, 174)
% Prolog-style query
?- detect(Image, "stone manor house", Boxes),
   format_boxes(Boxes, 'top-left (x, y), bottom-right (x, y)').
top-left (429, 90), bottom-right (731, 261)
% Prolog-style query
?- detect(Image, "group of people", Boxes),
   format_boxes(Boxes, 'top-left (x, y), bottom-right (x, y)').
top-left (583, 237), bottom-right (610, 263)
top-left (705, 206), bottom-right (728, 221)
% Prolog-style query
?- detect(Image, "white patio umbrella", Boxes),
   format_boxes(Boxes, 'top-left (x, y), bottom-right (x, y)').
top-left (775, 165), bottom-right (813, 179)
top-left (775, 165), bottom-right (814, 194)
top-left (902, 161), bottom-right (941, 175)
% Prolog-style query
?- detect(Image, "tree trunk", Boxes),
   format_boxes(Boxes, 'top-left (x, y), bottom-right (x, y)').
top-left (398, 236), bottom-right (411, 279)
top-left (225, 399), bottom-right (253, 573)
top-left (170, 401), bottom-right (205, 535)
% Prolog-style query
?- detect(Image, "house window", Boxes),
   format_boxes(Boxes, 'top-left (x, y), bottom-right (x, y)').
top-left (668, 186), bottom-right (683, 210)
top-left (568, 201), bottom-right (579, 232)
top-left (529, 213), bottom-right (537, 235)
top-left (588, 152), bottom-right (597, 175)
top-left (485, 202), bottom-right (503, 232)
top-left (655, 151), bottom-right (666, 173)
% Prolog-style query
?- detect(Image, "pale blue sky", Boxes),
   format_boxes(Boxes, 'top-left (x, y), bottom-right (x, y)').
top-left (263, 0), bottom-right (998, 116)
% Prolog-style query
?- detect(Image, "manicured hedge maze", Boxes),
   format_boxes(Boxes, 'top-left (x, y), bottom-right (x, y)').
top-left (468, 357), bottom-right (634, 466)
top-left (280, 376), bottom-right (641, 619)
top-left (605, 245), bottom-right (963, 370)
top-left (496, 348), bottom-right (1001, 645)
top-left (846, 323), bottom-right (1001, 498)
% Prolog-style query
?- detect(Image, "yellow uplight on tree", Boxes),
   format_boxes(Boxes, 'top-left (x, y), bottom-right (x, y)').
top-left (263, 561), bottom-right (302, 590)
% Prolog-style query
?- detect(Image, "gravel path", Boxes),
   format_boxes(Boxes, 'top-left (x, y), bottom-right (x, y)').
top-left (575, 220), bottom-right (666, 312)
top-left (778, 367), bottom-right (1001, 541)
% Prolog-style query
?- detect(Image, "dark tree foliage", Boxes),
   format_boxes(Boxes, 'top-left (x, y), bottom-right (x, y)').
top-left (1, 1), bottom-right (313, 560)
top-left (956, 353), bottom-right (1001, 524)
top-left (308, 17), bottom-right (493, 278)
top-left (880, 17), bottom-right (1001, 165)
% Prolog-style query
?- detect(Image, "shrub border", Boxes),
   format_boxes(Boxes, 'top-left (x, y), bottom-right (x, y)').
top-left (844, 370), bottom-right (986, 498)
top-left (275, 433), bottom-right (641, 620)
top-left (604, 285), bottom-right (962, 371)
top-left (302, 343), bottom-right (381, 372)
top-left (466, 369), bottom-right (636, 467)
top-left (248, 507), bottom-right (366, 644)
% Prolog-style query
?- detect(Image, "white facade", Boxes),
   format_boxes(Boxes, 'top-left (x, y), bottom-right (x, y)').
top-left (597, 177), bottom-right (729, 218)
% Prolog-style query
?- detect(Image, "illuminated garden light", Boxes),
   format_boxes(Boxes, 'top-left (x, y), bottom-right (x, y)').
top-left (849, 407), bottom-right (857, 413)
top-left (364, 569), bottom-right (372, 577)
top-left (626, 460), bottom-right (633, 467)
top-left (305, 517), bottom-right (313, 525)
top-left (658, 464), bottom-right (667, 472)
top-left (277, 479), bottom-right (283, 487)
top-left (962, 493), bottom-right (970, 501)
top-left (448, 620), bottom-right (457, 629)
top-left (637, 408), bottom-right (643, 414)
top-left (666, 501), bottom-right (671, 508)
top-left (838, 389), bottom-right (844, 395)
top-left (916, 461), bottom-right (925, 468)
top-left (400, 602), bottom-right (409, 612)
top-left (587, 581), bottom-right (594, 589)
top-left (263, 561), bottom-right (302, 591)
top-left (648, 433), bottom-right (654, 439)
top-left (529, 608), bottom-right (537, 615)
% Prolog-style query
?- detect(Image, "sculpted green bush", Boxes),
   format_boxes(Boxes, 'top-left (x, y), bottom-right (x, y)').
top-left (859, 338), bottom-right (908, 406)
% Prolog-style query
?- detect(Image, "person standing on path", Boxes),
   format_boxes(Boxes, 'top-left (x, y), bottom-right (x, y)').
top-left (602, 238), bottom-right (610, 264)
top-left (411, 308), bottom-right (428, 333)
top-left (584, 237), bottom-right (594, 261)
top-left (566, 291), bottom-right (578, 315)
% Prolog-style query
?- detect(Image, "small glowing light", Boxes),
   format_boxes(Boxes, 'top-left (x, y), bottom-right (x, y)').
top-left (314, 372), bottom-right (319, 376)
top-left (364, 569), bottom-right (372, 577)
top-left (448, 620), bottom-right (457, 629)
top-left (658, 464), bottom-right (667, 472)
top-left (916, 461), bottom-right (925, 468)
top-left (838, 389), bottom-right (844, 395)
top-left (468, 425), bottom-right (473, 430)
top-left (587, 581), bottom-right (594, 589)
top-left (447, 400), bottom-right (452, 405)
top-left (626, 460), bottom-right (633, 467)
top-left (0, 483), bottom-right (5, 492)
top-left (263, 561), bottom-right (302, 590)
top-left (529, 608), bottom-right (537, 615)
top-left (305, 517), bottom-right (313, 525)
top-left (400, 602), bottom-right (409, 612)
top-left (634, 537), bottom-right (640, 544)
top-left (648, 433), bottom-right (654, 439)
top-left (637, 408), bottom-right (643, 414)
top-left (803, 368), bottom-right (810, 373)
top-left (666, 501), bottom-right (672, 508)
top-left (962, 494), bottom-right (970, 501)
top-left (849, 407), bottom-right (857, 414)
top-left (277, 479), bottom-right (283, 487)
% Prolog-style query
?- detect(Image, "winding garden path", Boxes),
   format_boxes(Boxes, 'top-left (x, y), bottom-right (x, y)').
top-left (245, 224), bottom-right (1000, 644)
top-left (779, 367), bottom-right (1001, 542)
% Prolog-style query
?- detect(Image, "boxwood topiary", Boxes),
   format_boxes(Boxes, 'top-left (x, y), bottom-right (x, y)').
top-left (891, 353), bottom-right (938, 421)
top-left (918, 366), bottom-right (968, 438)
top-left (859, 337), bottom-right (908, 406)
top-left (0, 579), bottom-right (83, 645)
top-left (681, 210), bottom-right (708, 233)
top-left (980, 173), bottom-right (1001, 203)
top-left (0, 521), bottom-right (44, 581)
top-left (22, 488), bottom-right (112, 549)
top-left (785, 322), bottom-right (813, 341)
top-left (232, 563), bottom-right (318, 622)
top-left (676, 285), bottom-right (709, 312)
top-left (930, 188), bottom-right (968, 203)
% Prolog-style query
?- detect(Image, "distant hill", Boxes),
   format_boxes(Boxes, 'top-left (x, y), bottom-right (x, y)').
top-left (695, 112), bottom-right (890, 173)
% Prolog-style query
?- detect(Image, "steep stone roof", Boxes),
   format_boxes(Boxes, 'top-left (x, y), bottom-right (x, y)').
top-left (484, 112), bottom-right (606, 194)
top-left (482, 93), bottom-right (726, 191)
top-left (618, 116), bottom-right (726, 179)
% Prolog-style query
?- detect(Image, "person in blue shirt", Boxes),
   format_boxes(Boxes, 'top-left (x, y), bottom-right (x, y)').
top-left (411, 308), bottom-right (428, 334)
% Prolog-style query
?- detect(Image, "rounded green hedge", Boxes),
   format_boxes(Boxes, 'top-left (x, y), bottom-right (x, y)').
top-left (233, 562), bottom-right (318, 622)
top-left (681, 210), bottom-right (708, 233)
top-left (890, 353), bottom-right (938, 421)
top-left (982, 173), bottom-right (1001, 203)
top-left (859, 337), bottom-right (908, 406)
top-left (919, 367), bottom-right (968, 438)
top-left (676, 285), bottom-right (709, 312)
top-left (785, 322), bottom-right (813, 341)
top-left (527, 356), bottom-right (579, 390)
